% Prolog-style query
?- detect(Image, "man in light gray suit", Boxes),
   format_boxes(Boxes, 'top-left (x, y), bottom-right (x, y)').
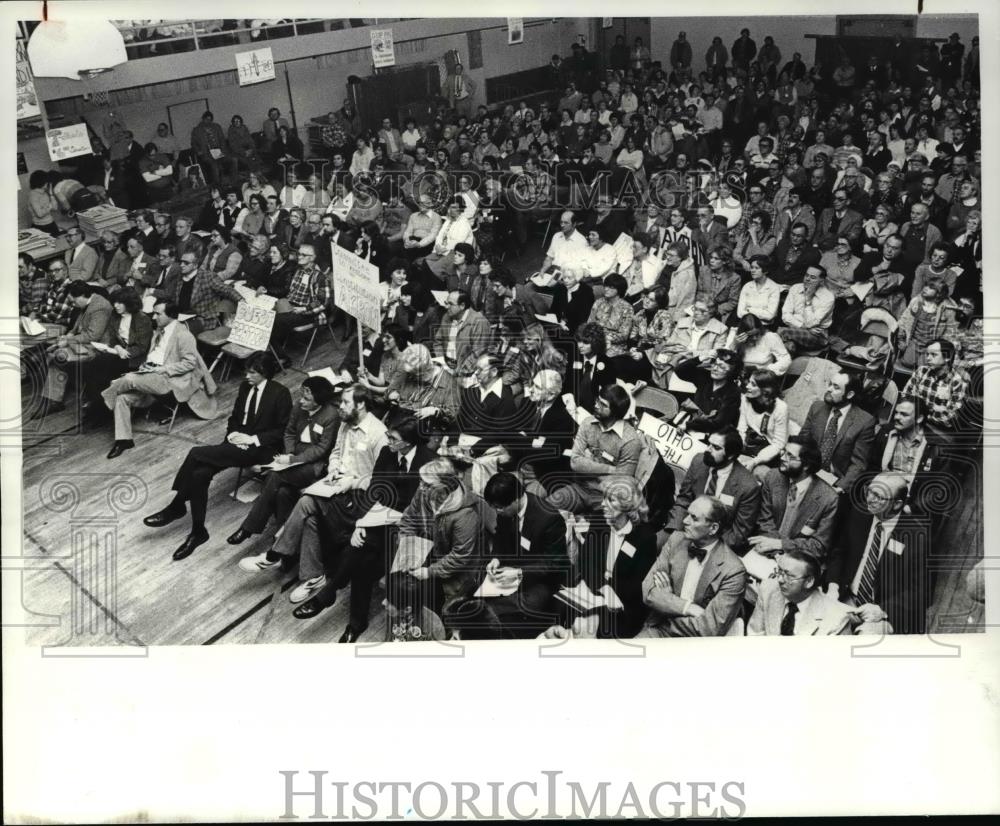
top-left (64, 226), bottom-right (99, 282)
top-left (638, 495), bottom-right (747, 637)
top-left (748, 549), bottom-right (851, 636)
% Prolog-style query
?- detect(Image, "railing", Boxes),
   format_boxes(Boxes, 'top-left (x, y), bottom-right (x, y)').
top-left (109, 19), bottom-right (406, 59)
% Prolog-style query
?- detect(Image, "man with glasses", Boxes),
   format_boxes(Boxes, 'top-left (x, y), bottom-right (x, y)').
top-left (402, 195), bottom-right (443, 262)
top-left (93, 231), bottom-right (130, 291)
top-left (901, 173), bottom-right (949, 233)
top-left (433, 289), bottom-right (491, 377)
top-left (131, 210), bottom-right (159, 255)
top-left (813, 188), bottom-right (862, 252)
top-left (268, 243), bottom-right (331, 362)
top-left (149, 245), bottom-right (182, 302)
top-left (747, 548), bottom-right (851, 635)
top-left (171, 249), bottom-right (242, 335)
top-left (736, 185), bottom-right (776, 238)
top-left (773, 187), bottom-right (816, 244)
top-left (34, 261), bottom-right (76, 327)
top-left (63, 226), bottom-right (98, 282)
top-left (777, 264), bottom-right (835, 354)
top-left (172, 216), bottom-right (203, 263)
top-left (838, 166), bottom-right (872, 215)
top-left (152, 213), bottom-right (176, 248)
top-left (901, 338), bottom-right (969, 432)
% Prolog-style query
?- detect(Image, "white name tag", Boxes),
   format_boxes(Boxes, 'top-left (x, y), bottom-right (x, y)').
top-left (572, 361), bottom-right (583, 370)
top-left (520, 536), bottom-right (531, 551)
top-left (621, 541), bottom-right (636, 558)
top-left (800, 525), bottom-right (816, 537)
top-left (887, 538), bottom-right (904, 556)
top-left (601, 450), bottom-right (615, 463)
top-left (719, 493), bottom-right (735, 507)
top-left (313, 424), bottom-right (324, 434)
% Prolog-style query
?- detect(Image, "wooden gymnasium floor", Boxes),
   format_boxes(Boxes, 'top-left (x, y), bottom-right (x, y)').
top-left (13, 240), bottom-right (985, 647)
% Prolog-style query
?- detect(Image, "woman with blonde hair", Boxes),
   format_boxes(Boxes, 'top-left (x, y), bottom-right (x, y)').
top-left (385, 344), bottom-right (460, 441)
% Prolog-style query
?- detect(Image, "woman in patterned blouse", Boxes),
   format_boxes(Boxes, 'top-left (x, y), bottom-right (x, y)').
top-left (587, 273), bottom-right (634, 362)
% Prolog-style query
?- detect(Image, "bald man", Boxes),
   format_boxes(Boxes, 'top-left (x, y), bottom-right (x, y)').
top-left (541, 211), bottom-right (589, 272)
top-left (827, 472), bottom-right (932, 636)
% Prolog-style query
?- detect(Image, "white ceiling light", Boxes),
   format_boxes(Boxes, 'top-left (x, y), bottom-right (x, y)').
top-left (27, 20), bottom-right (128, 80)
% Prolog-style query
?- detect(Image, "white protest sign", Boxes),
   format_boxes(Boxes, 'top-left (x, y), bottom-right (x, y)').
top-left (637, 413), bottom-right (707, 470)
top-left (236, 47), bottom-right (276, 86)
top-left (228, 300), bottom-right (276, 351)
top-left (234, 283), bottom-right (277, 310)
top-left (370, 29), bottom-right (396, 68)
top-left (331, 243), bottom-right (382, 335)
top-left (46, 123), bottom-right (92, 162)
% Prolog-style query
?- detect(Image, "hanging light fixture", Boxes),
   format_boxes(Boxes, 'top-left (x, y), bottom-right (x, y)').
top-left (27, 19), bottom-right (127, 80)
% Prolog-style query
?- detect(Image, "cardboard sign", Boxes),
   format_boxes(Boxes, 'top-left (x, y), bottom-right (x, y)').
top-left (370, 29), bottom-right (396, 68)
top-left (228, 301), bottom-right (276, 352)
top-left (16, 38), bottom-right (40, 121)
top-left (331, 244), bottom-right (382, 335)
top-left (236, 48), bottom-right (276, 86)
top-left (637, 413), bottom-right (707, 470)
top-left (46, 123), bottom-right (92, 162)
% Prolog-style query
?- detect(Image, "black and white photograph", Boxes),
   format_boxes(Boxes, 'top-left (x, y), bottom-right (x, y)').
top-left (4, 2), bottom-right (999, 822)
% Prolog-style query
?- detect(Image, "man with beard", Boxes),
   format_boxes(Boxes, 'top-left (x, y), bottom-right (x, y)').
top-left (667, 426), bottom-right (760, 554)
top-left (748, 548), bottom-right (851, 635)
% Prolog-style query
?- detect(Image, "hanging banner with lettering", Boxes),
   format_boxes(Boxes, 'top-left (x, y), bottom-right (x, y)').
top-left (637, 413), bottom-right (708, 470)
top-left (16, 37), bottom-right (40, 120)
top-left (507, 19), bottom-right (524, 45)
top-left (228, 301), bottom-right (276, 351)
top-left (370, 29), bottom-right (396, 68)
top-left (331, 244), bottom-right (382, 334)
top-left (235, 47), bottom-right (276, 86)
top-left (45, 123), bottom-right (93, 162)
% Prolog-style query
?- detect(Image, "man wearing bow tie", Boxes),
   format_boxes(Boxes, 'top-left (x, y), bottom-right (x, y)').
top-left (638, 496), bottom-right (747, 637)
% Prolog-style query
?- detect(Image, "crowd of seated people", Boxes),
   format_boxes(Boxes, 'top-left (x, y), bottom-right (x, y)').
top-left (19, 24), bottom-right (982, 643)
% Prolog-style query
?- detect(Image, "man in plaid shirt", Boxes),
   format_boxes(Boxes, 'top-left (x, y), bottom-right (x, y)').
top-left (19, 254), bottom-right (50, 316)
top-left (902, 338), bottom-right (969, 431)
top-left (34, 260), bottom-right (76, 328)
top-left (270, 243), bottom-right (331, 362)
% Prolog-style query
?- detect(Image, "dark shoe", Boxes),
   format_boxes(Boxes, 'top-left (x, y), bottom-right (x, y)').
top-left (143, 505), bottom-right (186, 528)
top-left (338, 625), bottom-right (367, 643)
top-left (172, 530), bottom-right (209, 561)
top-left (226, 527), bottom-right (254, 545)
top-left (106, 440), bottom-right (134, 459)
top-left (292, 598), bottom-right (328, 620)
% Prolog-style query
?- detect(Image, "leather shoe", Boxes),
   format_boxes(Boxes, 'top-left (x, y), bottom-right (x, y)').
top-left (172, 530), bottom-right (209, 561)
top-left (226, 527), bottom-right (254, 545)
top-left (338, 625), bottom-right (367, 643)
top-left (106, 440), bottom-right (134, 459)
top-left (143, 506), bottom-right (186, 528)
top-left (292, 599), bottom-right (327, 620)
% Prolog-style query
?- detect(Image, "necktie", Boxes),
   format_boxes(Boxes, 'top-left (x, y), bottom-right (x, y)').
top-left (779, 483), bottom-right (800, 536)
top-left (398, 453), bottom-right (407, 474)
top-left (820, 408), bottom-right (841, 469)
top-left (243, 385), bottom-right (258, 427)
top-left (759, 411), bottom-right (771, 440)
top-left (705, 468), bottom-right (719, 497)
top-left (780, 601), bottom-right (798, 636)
top-left (688, 545), bottom-right (707, 563)
top-left (855, 520), bottom-right (884, 605)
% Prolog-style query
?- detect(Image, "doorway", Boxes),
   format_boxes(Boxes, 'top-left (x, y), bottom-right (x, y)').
top-left (166, 98), bottom-right (210, 151)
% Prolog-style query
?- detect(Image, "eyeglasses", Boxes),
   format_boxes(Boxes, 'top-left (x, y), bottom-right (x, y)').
top-left (774, 567), bottom-right (806, 582)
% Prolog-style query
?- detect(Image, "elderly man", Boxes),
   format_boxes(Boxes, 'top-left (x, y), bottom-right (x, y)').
top-left (638, 495), bottom-right (747, 637)
top-left (170, 248), bottom-right (242, 335)
top-left (777, 264), bottom-right (836, 354)
top-left (898, 202), bottom-right (943, 269)
top-left (93, 231), bottom-right (131, 291)
top-left (813, 188), bottom-right (863, 251)
top-left (31, 281), bottom-right (112, 419)
top-left (268, 243), bottom-right (331, 361)
top-left (433, 289), bottom-right (492, 376)
top-left (63, 226), bottom-right (98, 282)
top-left (901, 338), bottom-right (969, 432)
top-left (541, 211), bottom-right (589, 272)
top-left (34, 260), bottom-right (76, 327)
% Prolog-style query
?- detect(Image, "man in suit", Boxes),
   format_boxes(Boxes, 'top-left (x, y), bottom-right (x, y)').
top-left (149, 245), bottom-right (182, 302)
top-left (690, 206), bottom-right (728, 263)
top-left (812, 189), bottom-right (864, 252)
top-left (749, 434), bottom-right (840, 564)
top-left (171, 249), bottom-right (243, 335)
top-left (288, 417), bottom-right (435, 637)
top-left (478, 472), bottom-right (571, 638)
top-left (442, 63), bottom-right (477, 117)
top-left (33, 281), bottom-right (113, 418)
top-left (92, 231), bottom-right (132, 291)
top-left (63, 226), bottom-right (99, 282)
top-left (433, 289), bottom-right (492, 377)
top-left (505, 369), bottom-right (577, 493)
top-left (638, 495), bottom-right (747, 637)
top-left (828, 472), bottom-right (933, 635)
top-left (799, 370), bottom-right (876, 496)
top-left (143, 351), bottom-right (292, 560)
top-left (667, 427), bottom-right (761, 554)
top-left (747, 549), bottom-right (851, 635)
top-left (121, 235), bottom-right (161, 290)
top-left (100, 301), bottom-right (217, 458)
top-left (567, 321), bottom-right (615, 412)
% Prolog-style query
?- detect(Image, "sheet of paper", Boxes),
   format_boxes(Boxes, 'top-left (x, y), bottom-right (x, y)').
top-left (20, 317), bottom-right (46, 336)
top-left (457, 433), bottom-right (481, 448)
top-left (742, 549), bottom-right (779, 582)
top-left (530, 271), bottom-right (557, 287)
top-left (355, 506), bottom-right (405, 529)
top-left (301, 480), bottom-right (339, 498)
top-left (535, 313), bottom-right (559, 324)
top-left (667, 374), bottom-right (698, 394)
top-left (850, 281), bottom-right (874, 301)
top-left (178, 313), bottom-right (196, 322)
top-left (599, 584), bottom-right (624, 611)
top-left (259, 460), bottom-right (306, 471)
top-left (816, 469), bottom-right (838, 487)
top-left (430, 290), bottom-right (450, 307)
top-left (307, 366), bottom-right (350, 386)
top-left (555, 580), bottom-right (606, 611)
top-left (474, 575), bottom-right (520, 598)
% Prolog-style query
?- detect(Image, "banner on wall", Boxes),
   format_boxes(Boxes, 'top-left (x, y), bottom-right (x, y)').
top-left (507, 18), bottom-right (524, 45)
top-left (603, 18), bottom-right (613, 29)
top-left (16, 37), bottom-right (40, 121)
top-left (235, 47), bottom-right (276, 86)
top-left (45, 123), bottom-right (93, 162)
top-left (370, 29), bottom-right (396, 68)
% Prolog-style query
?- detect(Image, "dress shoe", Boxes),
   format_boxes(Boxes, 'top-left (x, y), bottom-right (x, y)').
top-left (143, 505), bottom-right (186, 528)
top-left (172, 530), bottom-right (209, 561)
top-left (237, 551), bottom-right (282, 572)
top-left (288, 575), bottom-right (327, 604)
top-left (292, 598), bottom-right (327, 620)
top-left (106, 440), bottom-right (134, 459)
top-left (226, 527), bottom-right (254, 545)
top-left (338, 625), bottom-right (367, 643)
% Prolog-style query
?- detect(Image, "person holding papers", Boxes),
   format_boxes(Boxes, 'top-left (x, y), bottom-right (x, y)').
top-left (99, 300), bottom-right (217, 458)
top-left (291, 418), bottom-right (436, 637)
top-left (226, 376), bottom-right (339, 545)
top-left (456, 354), bottom-right (526, 452)
top-left (237, 384), bottom-right (387, 604)
top-left (638, 495), bottom-right (747, 637)
top-left (268, 243), bottom-right (331, 362)
top-left (385, 344), bottom-right (461, 442)
top-left (143, 352), bottom-right (290, 560)
top-left (541, 211), bottom-right (589, 273)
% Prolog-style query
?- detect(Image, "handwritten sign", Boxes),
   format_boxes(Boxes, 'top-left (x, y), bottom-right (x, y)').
top-left (228, 301), bottom-right (276, 352)
top-left (370, 29), bottom-right (396, 68)
top-left (331, 244), bottom-right (382, 334)
top-left (46, 123), bottom-right (92, 162)
top-left (236, 47), bottom-right (276, 86)
top-left (637, 413), bottom-right (707, 470)
top-left (16, 38), bottom-right (40, 121)
top-left (507, 19), bottom-right (524, 45)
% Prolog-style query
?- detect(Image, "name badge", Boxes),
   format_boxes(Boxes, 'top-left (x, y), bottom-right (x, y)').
top-left (719, 493), bottom-right (735, 507)
top-left (520, 536), bottom-right (531, 551)
top-left (887, 538), bottom-right (904, 556)
top-left (355, 440), bottom-right (368, 451)
top-left (313, 424), bottom-right (324, 434)
top-left (572, 361), bottom-right (583, 370)
top-left (800, 525), bottom-right (816, 537)
top-left (621, 541), bottom-right (636, 558)
top-left (601, 450), bottom-right (616, 463)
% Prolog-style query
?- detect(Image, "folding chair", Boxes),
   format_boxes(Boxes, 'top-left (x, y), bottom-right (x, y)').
top-left (284, 316), bottom-right (337, 368)
top-left (232, 465), bottom-right (267, 500)
top-left (632, 386), bottom-right (679, 420)
top-left (144, 394), bottom-right (183, 433)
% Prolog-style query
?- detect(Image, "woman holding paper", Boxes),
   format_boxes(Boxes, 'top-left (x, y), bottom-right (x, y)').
top-left (385, 344), bottom-right (460, 441)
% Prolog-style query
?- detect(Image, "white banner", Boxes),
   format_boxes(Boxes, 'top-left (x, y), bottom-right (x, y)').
top-left (637, 413), bottom-right (708, 470)
top-left (236, 47), bottom-right (276, 86)
top-left (507, 18), bottom-right (524, 45)
top-left (331, 243), bottom-right (382, 335)
top-left (370, 29), bottom-right (395, 68)
top-left (228, 301), bottom-right (276, 352)
top-left (16, 38), bottom-right (40, 121)
top-left (45, 123), bottom-right (93, 162)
